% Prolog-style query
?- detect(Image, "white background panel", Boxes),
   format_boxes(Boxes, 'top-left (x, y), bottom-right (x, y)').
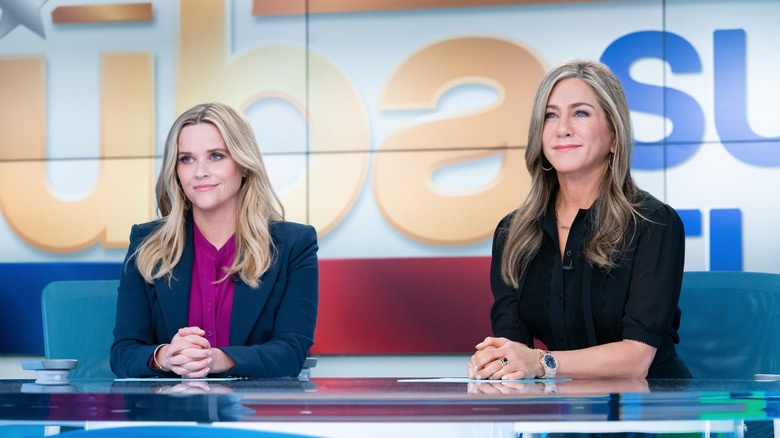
top-left (0, 0), bottom-right (777, 273)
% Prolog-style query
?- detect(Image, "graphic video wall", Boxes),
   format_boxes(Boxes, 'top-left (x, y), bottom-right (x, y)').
top-left (1, 0), bottom-right (779, 355)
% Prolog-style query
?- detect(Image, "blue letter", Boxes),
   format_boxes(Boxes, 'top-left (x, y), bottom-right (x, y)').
top-left (714, 29), bottom-right (780, 166)
top-left (601, 31), bottom-right (704, 170)
top-left (710, 209), bottom-right (742, 271)
top-left (678, 209), bottom-right (702, 237)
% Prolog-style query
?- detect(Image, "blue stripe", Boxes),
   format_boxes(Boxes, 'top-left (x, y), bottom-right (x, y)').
top-left (0, 263), bottom-right (122, 355)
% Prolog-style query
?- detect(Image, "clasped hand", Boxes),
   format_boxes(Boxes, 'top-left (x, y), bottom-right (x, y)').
top-left (468, 337), bottom-right (541, 380)
top-left (159, 327), bottom-right (213, 378)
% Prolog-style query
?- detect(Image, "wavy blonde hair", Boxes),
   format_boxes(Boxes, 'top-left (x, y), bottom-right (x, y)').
top-left (134, 103), bottom-right (284, 288)
top-left (501, 60), bottom-right (640, 288)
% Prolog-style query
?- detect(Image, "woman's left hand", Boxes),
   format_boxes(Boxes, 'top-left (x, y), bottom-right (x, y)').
top-left (468, 337), bottom-right (541, 380)
top-left (205, 348), bottom-right (236, 374)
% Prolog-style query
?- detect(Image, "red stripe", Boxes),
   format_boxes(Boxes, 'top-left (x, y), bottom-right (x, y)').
top-left (313, 257), bottom-right (493, 353)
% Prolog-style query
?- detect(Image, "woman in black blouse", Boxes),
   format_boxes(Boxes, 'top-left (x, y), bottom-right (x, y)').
top-left (468, 60), bottom-right (691, 380)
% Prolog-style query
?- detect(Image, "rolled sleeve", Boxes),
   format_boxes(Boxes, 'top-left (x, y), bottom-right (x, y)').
top-left (622, 204), bottom-right (685, 348)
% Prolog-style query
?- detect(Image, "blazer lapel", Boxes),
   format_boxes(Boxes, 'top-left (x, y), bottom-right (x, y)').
top-left (155, 221), bottom-right (194, 340)
top-left (230, 243), bottom-right (284, 346)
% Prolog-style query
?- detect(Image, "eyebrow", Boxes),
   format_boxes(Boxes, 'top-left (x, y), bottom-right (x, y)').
top-left (546, 102), bottom-right (596, 110)
top-left (177, 148), bottom-right (229, 156)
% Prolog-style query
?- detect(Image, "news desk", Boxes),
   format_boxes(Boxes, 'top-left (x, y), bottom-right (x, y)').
top-left (1, 377), bottom-right (778, 437)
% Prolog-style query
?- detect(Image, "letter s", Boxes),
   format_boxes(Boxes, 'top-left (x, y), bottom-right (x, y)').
top-left (601, 31), bottom-right (704, 169)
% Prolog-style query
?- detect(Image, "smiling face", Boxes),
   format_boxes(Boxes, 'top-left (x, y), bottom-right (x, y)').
top-left (542, 77), bottom-right (615, 181)
top-left (176, 123), bottom-right (244, 221)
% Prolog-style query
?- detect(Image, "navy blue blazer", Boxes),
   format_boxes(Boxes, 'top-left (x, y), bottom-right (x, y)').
top-left (110, 219), bottom-right (318, 379)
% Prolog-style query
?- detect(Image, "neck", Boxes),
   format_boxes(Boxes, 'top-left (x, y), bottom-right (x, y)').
top-left (557, 184), bottom-right (599, 212)
top-left (193, 210), bottom-right (236, 249)
top-left (556, 170), bottom-right (604, 212)
top-left (555, 175), bottom-right (602, 231)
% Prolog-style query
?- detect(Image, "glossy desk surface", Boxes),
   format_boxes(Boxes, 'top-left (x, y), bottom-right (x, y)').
top-left (1, 377), bottom-right (779, 426)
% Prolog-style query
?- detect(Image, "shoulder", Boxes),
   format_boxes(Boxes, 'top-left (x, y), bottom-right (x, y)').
top-left (496, 210), bottom-right (516, 233)
top-left (635, 191), bottom-right (680, 219)
top-left (269, 221), bottom-right (318, 246)
top-left (128, 220), bottom-right (164, 244)
top-left (132, 220), bottom-right (163, 234)
top-left (634, 190), bottom-right (683, 230)
top-left (492, 211), bottom-right (517, 253)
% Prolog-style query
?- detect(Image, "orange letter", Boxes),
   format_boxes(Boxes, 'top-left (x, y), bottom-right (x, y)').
top-left (178, 0), bottom-right (369, 235)
top-left (375, 37), bottom-right (544, 245)
top-left (0, 54), bottom-right (154, 251)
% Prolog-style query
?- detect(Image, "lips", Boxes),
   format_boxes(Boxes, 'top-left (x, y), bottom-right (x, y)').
top-left (553, 144), bottom-right (581, 151)
top-left (193, 184), bottom-right (217, 192)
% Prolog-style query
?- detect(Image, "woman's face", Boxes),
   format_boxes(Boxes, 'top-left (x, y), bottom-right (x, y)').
top-left (176, 123), bottom-right (243, 219)
top-left (542, 78), bottom-right (614, 181)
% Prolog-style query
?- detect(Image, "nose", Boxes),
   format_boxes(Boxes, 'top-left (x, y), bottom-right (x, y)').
top-left (556, 117), bottom-right (572, 137)
top-left (195, 160), bottom-right (209, 179)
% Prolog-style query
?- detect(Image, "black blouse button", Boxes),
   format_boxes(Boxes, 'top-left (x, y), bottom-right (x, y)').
top-left (565, 250), bottom-right (572, 257)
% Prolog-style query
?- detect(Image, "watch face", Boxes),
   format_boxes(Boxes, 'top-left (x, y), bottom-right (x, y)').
top-left (543, 354), bottom-right (557, 369)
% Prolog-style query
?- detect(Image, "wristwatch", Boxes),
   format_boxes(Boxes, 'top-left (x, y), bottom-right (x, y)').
top-left (538, 349), bottom-right (558, 378)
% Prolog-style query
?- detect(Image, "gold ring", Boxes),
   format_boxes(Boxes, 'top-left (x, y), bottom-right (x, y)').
top-left (499, 357), bottom-right (509, 367)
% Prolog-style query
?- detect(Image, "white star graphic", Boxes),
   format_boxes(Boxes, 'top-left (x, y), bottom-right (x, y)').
top-left (0, 0), bottom-right (47, 40)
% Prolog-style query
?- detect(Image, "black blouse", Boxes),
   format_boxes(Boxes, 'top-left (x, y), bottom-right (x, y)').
top-left (490, 191), bottom-right (691, 379)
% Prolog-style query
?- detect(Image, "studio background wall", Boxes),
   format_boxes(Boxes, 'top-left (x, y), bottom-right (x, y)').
top-left (1, 0), bottom-right (778, 356)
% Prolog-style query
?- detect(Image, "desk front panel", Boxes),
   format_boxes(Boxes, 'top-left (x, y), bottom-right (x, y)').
top-left (0, 378), bottom-right (778, 426)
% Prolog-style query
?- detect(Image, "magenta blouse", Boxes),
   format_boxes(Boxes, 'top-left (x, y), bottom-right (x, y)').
top-left (187, 223), bottom-right (236, 348)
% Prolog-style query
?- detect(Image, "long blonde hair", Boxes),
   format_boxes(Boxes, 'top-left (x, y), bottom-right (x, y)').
top-left (134, 103), bottom-right (284, 288)
top-left (501, 60), bottom-right (640, 288)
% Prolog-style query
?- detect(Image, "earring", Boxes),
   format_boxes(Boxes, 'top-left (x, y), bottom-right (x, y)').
top-left (541, 158), bottom-right (554, 172)
top-left (608, 152), bottom-right (615, 170)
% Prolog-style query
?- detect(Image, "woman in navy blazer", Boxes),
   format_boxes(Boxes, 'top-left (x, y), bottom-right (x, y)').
top-left (110, 103), bottom-right (318, 379)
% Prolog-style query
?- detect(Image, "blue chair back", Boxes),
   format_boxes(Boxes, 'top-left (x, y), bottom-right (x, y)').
top-left (677, 271), bottom-right (780, 379)
top-left (42, 280), bottom-right (120, 379)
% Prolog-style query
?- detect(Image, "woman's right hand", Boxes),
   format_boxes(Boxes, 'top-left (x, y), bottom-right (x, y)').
top-left (468, 337), bottom-right (541, 380)
top-left (160, 327), bottom-right (212, 378)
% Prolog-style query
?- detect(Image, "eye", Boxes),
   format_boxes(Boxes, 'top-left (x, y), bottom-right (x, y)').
top-left (178, 155), bottom-right (193, 164)
top-left (574, 110), bottom-right (590, 117)
top-left (210, 152), bottom-right (225, 161)
top-left (544, 112), bottom-right (558, 120)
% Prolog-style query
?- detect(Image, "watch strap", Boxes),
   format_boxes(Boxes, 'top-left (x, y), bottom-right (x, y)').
top-left (537, 349), bottom-right (558, 378)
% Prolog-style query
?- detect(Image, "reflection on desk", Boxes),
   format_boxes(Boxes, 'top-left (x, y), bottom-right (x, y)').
top-left (0, 378), bottom-right (778, 433)
top-left (467, 377), bottom-right (651, 396)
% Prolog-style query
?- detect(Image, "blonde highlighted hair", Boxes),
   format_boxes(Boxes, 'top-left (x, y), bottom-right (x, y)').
top-left (501, 60), bottom-right (640, 288)
top-left (134, 103), bottom-right (284, 288)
